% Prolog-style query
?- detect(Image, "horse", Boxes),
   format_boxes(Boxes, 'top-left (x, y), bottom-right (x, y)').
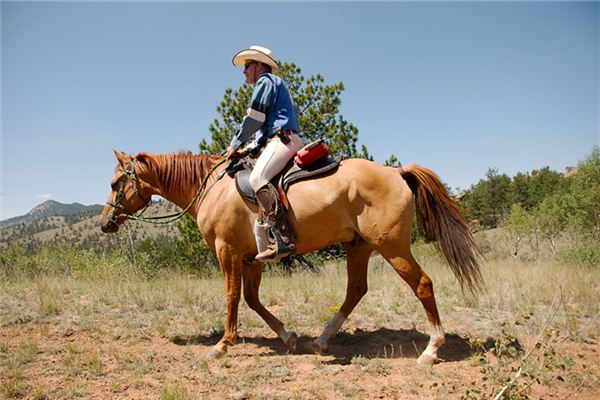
top-left (100, 149), bottom-right (483, 365)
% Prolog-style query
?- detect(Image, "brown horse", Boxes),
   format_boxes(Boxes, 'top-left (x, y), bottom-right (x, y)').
top-left (100, 150), bottom-right (482, 365)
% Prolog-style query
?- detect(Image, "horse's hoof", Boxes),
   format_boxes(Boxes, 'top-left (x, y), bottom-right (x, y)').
top-left (207, 348), bottom-right (225, 359)
top-left (283, 332), bottom-right (298, 353)
top-left (417, 353), bottom-right (439, 366)
top-left (312, 340), bottom-right (327, 355)
top-left (286, 332), bottom-right (298, 353)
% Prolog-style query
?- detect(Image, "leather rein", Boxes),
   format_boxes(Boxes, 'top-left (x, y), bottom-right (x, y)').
top-left (105, 157), bottom-right (227, 226)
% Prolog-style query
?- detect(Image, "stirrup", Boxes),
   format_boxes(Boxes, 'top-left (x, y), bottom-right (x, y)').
top-left (255, 227), bottom-right (295, 262)
top-left (255, 245), bottom-right (294, 262)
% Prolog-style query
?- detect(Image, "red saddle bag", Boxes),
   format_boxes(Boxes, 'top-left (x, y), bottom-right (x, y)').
top-left (294, 140), bottom-right (330, 168)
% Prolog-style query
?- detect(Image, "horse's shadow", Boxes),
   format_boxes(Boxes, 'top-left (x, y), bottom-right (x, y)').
top-left (171, 328), bottom-right (506, 365)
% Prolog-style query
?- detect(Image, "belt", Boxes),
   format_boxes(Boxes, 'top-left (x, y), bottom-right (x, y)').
top-left (274, 129), bottom-right (296, 144)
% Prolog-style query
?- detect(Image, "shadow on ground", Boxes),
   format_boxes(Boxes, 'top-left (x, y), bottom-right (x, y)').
top-left (171, 327), bottom-right (507, 365)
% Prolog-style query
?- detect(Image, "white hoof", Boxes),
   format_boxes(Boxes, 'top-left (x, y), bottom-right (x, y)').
top-left (207, 347), bottom-right (226, 359)
top-left (417, 353), bottom-right (439, 366)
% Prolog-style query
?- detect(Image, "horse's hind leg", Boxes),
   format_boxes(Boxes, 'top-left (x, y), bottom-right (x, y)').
top-left (242, 260), bottom-right (297, 352)
top-left (379, 245), bottom-right (445, 366)
top-left (313, 239), bottom-right (373, 354)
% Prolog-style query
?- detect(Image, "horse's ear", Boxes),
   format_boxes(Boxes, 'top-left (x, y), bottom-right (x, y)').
top-left (113, 149), bottom-right (129, 168)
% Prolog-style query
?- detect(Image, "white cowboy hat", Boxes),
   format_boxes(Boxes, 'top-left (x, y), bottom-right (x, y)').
top-left (232, 45), bottom-right (280, 71)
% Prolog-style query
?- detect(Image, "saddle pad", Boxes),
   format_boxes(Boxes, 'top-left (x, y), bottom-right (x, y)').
top-left (234, 167), bottom-right (257, 204)
top-left (281, 156), bottom-right (341, 193)
top-left (234, 156), bottom-right (342, 205)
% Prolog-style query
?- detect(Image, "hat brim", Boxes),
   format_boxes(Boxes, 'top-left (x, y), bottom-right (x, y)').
top-left (232, 49), bottom-right (279, 71)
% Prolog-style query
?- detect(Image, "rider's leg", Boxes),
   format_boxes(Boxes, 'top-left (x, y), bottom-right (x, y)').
top-left (254, 184), bottom-right (294, 260)
top-left (250, 134), bottom-right (302, 261)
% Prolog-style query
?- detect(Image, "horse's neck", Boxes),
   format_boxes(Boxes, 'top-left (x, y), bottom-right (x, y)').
top-left (147, 154), bottom-right (209, 219)
top-left (156, 186), bottom-right (201, 219)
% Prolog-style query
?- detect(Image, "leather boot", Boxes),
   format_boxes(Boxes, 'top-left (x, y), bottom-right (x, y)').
top-left (254, 184), bottom-right (295, 262)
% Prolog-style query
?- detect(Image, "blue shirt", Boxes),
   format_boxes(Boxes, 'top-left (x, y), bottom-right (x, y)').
top-left (229, 73), bottom-right (300, 150)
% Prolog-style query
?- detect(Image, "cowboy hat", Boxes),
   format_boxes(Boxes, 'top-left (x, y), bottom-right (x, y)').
top-left (232, 45), bottom-right (279, 71)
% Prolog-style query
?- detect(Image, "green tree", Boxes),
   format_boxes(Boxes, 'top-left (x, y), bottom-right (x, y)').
top-left (383, 154), bottom-right (402, 167)
top-left (502, 203), bottom-right (534, 259)
top-left (462, 168), bottom-right (512, 229)
top-left (199, 62), bottom-right (375, 159)
top-left (511, 172), bottom-right (531, 209)
top-left (567, 147), bottom-right (600, 239)
top-left (487, 169), bottom-right (513, 225)
top-left (534, 193), bottom-right (575, 255)
top-left (176, 214), bottom-right (218, 272)
top-left (527, 167), bottom-right (565, 208)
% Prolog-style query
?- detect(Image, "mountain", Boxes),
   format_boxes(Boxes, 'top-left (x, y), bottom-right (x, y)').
top-left (28, 200), bottom-right (102, 219)
top-left (0, 200), bottom-right (181, 253)
top-left (0, 200), bottom-right (104, 229)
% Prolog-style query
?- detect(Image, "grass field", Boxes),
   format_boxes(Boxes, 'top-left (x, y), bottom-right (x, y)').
top-left (1, 240), bottom-right (599, 399)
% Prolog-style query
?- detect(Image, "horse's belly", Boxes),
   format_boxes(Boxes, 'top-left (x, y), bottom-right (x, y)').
top-left (286, 180), bottom-right (356, 252)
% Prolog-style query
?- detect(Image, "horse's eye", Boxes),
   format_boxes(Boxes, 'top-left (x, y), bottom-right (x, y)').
top-left (111, 182), bottom-right (119, 190)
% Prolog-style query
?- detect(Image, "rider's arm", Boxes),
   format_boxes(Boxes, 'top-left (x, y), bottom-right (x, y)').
top-left (229, 77), bottom-right (275, 150)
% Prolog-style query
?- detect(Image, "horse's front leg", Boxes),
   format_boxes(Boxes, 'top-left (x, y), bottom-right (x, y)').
top-left (243, 260), bottom-right (297, 352)
top-left (208, 241), bottom-right (243, 359)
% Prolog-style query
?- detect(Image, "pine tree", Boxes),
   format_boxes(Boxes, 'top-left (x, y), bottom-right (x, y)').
top-left (199, 62), bottom-right (373, 159)
top-left (462, 168), bottom-right (512, 229)
top-left (527, 167), bottom-right (563, 208)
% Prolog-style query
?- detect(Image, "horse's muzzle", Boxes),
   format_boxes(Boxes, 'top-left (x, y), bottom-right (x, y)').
top-left (100, 215), bottom-right (120, 233)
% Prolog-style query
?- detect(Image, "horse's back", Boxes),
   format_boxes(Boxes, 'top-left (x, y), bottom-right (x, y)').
top-left (286, 158), bottom-right (415, 251)
top-left (289, 158), bottom-right (412, 210)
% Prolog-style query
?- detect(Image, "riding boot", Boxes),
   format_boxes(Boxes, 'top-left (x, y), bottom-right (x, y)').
top-left (254, 184), bottom-right (295, 262)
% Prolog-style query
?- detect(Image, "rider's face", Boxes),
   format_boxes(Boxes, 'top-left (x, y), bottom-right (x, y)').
top-left (244, 61), bottom-right (263, 85)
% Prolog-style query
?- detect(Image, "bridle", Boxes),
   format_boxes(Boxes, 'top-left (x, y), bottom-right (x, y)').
top-left (104, 156), bottom-right (228, 226)
top-left (104, 159), bottom-right (152, 224)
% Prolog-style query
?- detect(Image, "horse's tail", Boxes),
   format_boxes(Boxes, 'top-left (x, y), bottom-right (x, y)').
top-left (400, 164), bottom-right (483, 294)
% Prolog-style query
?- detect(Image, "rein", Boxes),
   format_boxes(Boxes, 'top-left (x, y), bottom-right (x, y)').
top-left (108, 157), bottom-right (227, 226)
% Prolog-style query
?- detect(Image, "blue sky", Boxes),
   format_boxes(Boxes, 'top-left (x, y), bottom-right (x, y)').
top-left (2, 1), bottom-right (598, 220)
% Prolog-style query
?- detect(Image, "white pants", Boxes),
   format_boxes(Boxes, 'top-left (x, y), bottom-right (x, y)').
top-left (249, 133), bottom-right (303, 191)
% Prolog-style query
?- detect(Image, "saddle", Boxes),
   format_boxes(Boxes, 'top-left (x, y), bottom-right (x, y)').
top-left (227, 156), bottom-right (342, 208)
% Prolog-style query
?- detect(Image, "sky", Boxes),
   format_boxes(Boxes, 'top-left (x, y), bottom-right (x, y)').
top-left (1, 1), bottom-right (598, 220)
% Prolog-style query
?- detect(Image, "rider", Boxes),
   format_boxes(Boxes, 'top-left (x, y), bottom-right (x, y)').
top-left (225, 45), bottom-right (303, 262)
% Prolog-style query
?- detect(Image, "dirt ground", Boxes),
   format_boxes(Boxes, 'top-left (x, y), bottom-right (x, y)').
top-left (2, 257), bottom-right (599, 399)
top-left (1, 316), bottom-right (598, 400)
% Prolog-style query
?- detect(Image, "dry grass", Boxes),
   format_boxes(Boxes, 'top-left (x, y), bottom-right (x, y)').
top-left (0, 243), bottom-right (599, 399)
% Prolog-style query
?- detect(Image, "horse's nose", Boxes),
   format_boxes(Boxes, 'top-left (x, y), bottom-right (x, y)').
top-left (100, 215), bottom-right (119, 233)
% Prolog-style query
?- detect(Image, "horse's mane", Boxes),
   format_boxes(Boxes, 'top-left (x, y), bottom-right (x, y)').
top-left (136, 152), bottom-right (224, 194)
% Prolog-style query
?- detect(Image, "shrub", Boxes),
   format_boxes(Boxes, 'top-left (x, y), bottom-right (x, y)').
top-left (558, 238), bottom-right (600, 267)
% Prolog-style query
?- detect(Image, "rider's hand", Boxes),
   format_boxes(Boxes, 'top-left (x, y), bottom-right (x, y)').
top-left (225, 146), bottom-right (238, 161)
top-left (237, 148), bottom-right (249, 158)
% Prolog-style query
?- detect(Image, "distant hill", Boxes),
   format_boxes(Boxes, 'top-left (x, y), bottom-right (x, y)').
top-left (0, 200), bottom-right (181, 252)
top-left (0, 200), bottom-right (104, 229)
